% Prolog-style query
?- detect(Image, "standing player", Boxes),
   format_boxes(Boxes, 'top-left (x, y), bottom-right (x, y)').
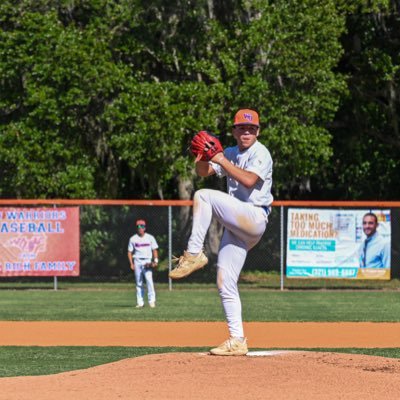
top-left (128, 219), bottom-right (159, 308)
top-left (169, 109), bottom-right (273, 356)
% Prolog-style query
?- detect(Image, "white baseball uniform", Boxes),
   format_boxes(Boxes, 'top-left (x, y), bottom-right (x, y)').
top-left (128, 233), bottom-right (159, 306)
top-left (187, 140), bottom-right (273, 338)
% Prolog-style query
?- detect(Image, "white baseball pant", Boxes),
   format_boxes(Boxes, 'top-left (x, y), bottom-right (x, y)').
top-left (187, 188), bottom-right (268, 338)
top-left (134, 259), bottom-right (156, 306)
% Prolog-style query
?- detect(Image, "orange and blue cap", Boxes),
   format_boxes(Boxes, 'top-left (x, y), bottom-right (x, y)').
top-left (233, 109), bottom-right (259, 127)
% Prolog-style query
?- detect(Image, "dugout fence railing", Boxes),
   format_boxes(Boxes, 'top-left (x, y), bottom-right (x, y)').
top-left (0, 199), bottom-right (399, 290)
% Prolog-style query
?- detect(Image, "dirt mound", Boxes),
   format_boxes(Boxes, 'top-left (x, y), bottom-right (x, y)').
top-left (1, 351), bottom-right (400, 400)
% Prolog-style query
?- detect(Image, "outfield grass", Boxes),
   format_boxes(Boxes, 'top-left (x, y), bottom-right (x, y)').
top-left (1, 272), bottom-right (400, 290)
top-left (0, 286), bottom-right (399, 321)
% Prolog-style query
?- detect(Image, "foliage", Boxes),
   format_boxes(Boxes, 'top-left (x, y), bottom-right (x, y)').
top-left (0, 0), bottom-right (354, 199)
top-left (314, 0), bottom-right (400, 199)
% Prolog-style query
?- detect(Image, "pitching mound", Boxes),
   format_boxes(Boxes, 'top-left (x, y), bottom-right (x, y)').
top-left (1, 351), bottom-right (400, 400)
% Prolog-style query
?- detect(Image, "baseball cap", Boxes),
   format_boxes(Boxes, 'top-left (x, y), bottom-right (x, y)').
top-left (233, 109), bottom-right (259, 127)
top-left (136, 219), bottom-right (146, 227)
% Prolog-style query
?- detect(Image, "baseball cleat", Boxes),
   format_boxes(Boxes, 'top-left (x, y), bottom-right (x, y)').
top-left (149, 302), bottom-right (156, 308)
top-left (169, 250), bottom-right (208, 279)
top-left (135, 304), bottom-right (144, 308)
top-left (209, 337), bottom-right (248, 356)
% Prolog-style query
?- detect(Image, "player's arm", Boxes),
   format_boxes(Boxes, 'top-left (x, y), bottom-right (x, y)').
top-left (211, 153), bottom-right (259, 188)
top-left (195, 160), bottom-right (216, 177)
top-left (127, 251), bottom-right (135, 271)
top-left (152, 249), bottom-right (159, 267)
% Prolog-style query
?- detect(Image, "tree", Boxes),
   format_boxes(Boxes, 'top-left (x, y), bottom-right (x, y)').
top-left (314, 0), bottom-right (399, 200)
top-left (0, 0), bottom-right (371, 201)
top-left (0, 1), bottom-right (129, 197)
top-left (110, 0), bottom-right (348, 199)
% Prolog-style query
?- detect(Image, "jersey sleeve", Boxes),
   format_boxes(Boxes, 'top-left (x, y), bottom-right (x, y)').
top-left (150, 235), bottom-right (159, 250)
top-left (208, 161), bottom-right (225, 177)
top-left (245, 147), bottom-right (273, 181)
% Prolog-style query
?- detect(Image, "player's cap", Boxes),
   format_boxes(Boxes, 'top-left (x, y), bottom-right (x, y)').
top-left (233, 109), bottom-right (259, 127)
top-left (136, 219), bottom-right (146, 227)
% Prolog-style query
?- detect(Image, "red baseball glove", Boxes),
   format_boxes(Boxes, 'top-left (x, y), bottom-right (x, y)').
top-left (190, 131), bottom-right (223, 162)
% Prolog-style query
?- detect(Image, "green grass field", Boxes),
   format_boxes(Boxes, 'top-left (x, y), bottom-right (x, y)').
top-left (0, 282), bottom-right (400, 377)
top-left (0, 285), bottom-right (399, 321)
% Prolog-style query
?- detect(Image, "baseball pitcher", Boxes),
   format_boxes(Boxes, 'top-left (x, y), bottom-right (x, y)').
top-left (169, 109), bottom-right (273, 356)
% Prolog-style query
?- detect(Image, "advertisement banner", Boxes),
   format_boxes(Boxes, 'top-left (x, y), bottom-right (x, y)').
top-left (0, 207), bottom-right (80, 277)
top-left (286, 208), bottom-right (391, 280)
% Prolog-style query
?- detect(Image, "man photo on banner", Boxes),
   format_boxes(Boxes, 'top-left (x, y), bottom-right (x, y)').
top-left (358, 212), bottom-right (390, 269)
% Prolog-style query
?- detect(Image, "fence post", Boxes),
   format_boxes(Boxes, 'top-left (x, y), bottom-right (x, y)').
top-left (280, 205), bottom-right (284, 291)
top-left (168, 205), bottom-right (172, 291)
top-left (53, 203), bottom-right (58, 291)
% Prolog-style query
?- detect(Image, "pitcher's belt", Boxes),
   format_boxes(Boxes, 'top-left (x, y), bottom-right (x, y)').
top-left (255, 205), bottom-right (271, 215)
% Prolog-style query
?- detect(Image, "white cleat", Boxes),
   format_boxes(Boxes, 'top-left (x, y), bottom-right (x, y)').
top-left (209, 337), bottom-right (248, 356)
top-left (169, 251), bottom-right (208, 279)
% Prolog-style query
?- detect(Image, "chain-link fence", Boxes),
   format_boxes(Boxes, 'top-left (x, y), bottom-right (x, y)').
top-left (0, 200), bottom-right (399, 288)
top-left (78, 203), bottom-right (281, 284)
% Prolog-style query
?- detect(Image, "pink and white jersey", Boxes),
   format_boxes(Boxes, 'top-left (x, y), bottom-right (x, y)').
top-left (128, 233), bottom-right (158, 259)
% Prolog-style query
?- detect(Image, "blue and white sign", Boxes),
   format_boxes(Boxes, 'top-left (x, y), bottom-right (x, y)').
top-left (286, 208), bottom-right (391, 279)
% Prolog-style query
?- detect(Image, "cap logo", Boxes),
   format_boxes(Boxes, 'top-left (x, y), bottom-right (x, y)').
top-left (243, 113), bottom-right (253, 122)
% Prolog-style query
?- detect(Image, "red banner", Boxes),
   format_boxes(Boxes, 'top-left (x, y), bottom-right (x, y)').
top-left (0, 207), bottom-right (80, 277)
